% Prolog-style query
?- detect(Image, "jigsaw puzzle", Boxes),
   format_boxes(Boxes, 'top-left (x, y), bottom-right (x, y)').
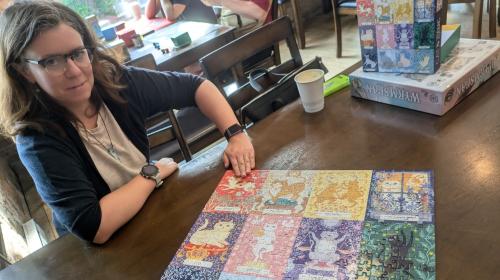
top-left (161, 170), bottom-right (435, 280)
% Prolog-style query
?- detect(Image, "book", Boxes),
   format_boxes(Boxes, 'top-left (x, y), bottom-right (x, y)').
top-left (440, 24), bottom-right (460, 63)
top-left (357, 0), bottom-right (444, 73)
top-left (323, 74), bottom-right (350, 97)
top-left (349, 38), bottom-right (500, 115)
top-left (161, 170), bottom-right (435, 280)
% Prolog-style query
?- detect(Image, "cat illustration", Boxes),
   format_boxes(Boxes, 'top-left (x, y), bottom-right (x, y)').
top-left (376, 0), bottom-right (392, 22)
top-left (405, 173), bottom-right (428, 193)
top-left (379, 51), bottom-right (396, 69)
top-left (358, 2), bottom-right (373, 17)
top-left (259, 177), bottom-right (306, 210)
top-left (252, 223), bottom-right (277, 261)
top-left (219, 176), bottom-right (256, 197)
top-left (189, 219), bottom-right (234, 248)
top-left (308, 231), bottom-right (347, 265)
top-left (381, 28), bottom-right (390, 48)
top-left (364, 54), bottom-right (377, 69)
top-left (395, 1), bottom-right (412, 22)
top-left (361, 29), bottom-right (374, 48)
top-left (399, 53), bottom-right (411, 68)
top-left (384, 230), bottom-right (414, 275)
top-left (398, 28), bottom-right (411, 48)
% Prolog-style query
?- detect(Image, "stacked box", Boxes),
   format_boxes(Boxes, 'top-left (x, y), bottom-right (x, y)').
top-left (357, 0), bottom-right (443, 73)
top-left (440, 24), bottom-right (460, 63)
top-left (350, 39), bottom-right (500, 115)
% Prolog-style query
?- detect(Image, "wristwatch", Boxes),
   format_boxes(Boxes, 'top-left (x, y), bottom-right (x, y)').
top-left (224, 124), bottom-right (244, 141)
top-left (140, 163), bottom-right (163, 188)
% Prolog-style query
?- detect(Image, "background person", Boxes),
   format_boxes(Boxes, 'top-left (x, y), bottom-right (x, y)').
top-left (145, 0), bottom-right (217, 23)
top-left (202, 0), bottom-right (272, 30)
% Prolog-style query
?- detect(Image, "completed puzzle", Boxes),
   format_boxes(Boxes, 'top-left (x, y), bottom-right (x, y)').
top-left (162, 170), bottom-right (435, 279)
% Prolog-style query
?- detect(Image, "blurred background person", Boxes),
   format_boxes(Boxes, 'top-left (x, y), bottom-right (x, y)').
top-left (202, 0), bottom-right (272, 33)
top-left (145, 0), bottom-right (217, 23)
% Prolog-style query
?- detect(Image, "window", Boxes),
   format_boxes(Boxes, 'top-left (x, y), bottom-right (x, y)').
top-left (59, 0), bottom-right (119, 19)
top-left (58, 0), bottom-right (149, 26)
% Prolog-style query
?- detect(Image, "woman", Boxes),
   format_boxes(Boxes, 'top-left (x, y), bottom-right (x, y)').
top-left (0, 1), bottom-right (254, 244)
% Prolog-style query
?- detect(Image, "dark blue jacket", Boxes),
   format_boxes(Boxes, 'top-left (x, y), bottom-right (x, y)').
top-left (16, 67), bottom-right (204, 242)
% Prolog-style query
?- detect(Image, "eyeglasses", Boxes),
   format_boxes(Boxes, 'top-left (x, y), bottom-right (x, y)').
top-left (24, 47), bottom-right (93, 75)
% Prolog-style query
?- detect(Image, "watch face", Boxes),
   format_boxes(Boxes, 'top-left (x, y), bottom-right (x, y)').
top-left (228, 124), bottom-right (243, 136)
top-left (224, 124), bottom-right (243, 140)
top-left (228, 125), bottom-right (241, 135)
top-left (142, 164), bottom-right (159, 176)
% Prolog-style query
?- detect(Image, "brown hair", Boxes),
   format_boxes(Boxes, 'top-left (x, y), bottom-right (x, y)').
top-left (0, 0), bottom-right (126, 137)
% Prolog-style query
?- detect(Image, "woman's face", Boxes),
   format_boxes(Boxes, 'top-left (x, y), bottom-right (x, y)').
top-left (21, 23), bottom-right (94, 109)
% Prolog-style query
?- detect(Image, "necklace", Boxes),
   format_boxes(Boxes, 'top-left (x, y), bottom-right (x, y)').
top-left (86, 112), bottom-right (121, 162)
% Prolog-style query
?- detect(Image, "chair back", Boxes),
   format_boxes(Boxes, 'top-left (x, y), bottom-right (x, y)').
top-left (126, 54), bottom-right (192, 161)
top-left (200, 16), bottom-right (303, 123)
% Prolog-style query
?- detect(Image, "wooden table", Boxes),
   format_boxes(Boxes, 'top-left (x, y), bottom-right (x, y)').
top-left (128, 21), bottom-right (235, 72)
top-left (2, 65), bottom-right (500, 279)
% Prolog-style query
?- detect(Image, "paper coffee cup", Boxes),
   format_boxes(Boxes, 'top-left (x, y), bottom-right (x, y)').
top-left (294, 69), bottom-right (325, 113)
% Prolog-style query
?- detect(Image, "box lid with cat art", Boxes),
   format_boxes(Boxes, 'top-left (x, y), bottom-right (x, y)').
top-left (349, 39), bottom-right (500, 115)
top-left (357, 0), bottom-right (443, 74)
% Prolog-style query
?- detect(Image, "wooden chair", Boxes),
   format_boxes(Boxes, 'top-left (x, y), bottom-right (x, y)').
top-left (200, 16), bottom-right (303, 125)
top-left (443, 0), bottom-right (497, 39)
top-left (127, 32), bottom-right (235, 161)
top-left (277, 0), bottom-right (306, 49)
top-left (228, 0), bottom-right (279, 36)
top-left (442, 0), bottom-right (483, 38)
top-left (229, 0), bottom-right (282, 73)
top-left (331, 0), bottom-right (356, 58)
top-left (125, 54), bottom-right (192, 161)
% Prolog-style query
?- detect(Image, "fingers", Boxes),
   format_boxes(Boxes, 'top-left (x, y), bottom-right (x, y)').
top-left (156, 157), bottom-right (178, 179)
top-left (223, 133), bottom-right (255, 177)
top-left (229, 155), bottom-right (241, 177)
top-left (225, 153), bottom-right (250, 177)
top-left (249, 149), bottom-right (255, 169)
top-left (158, 157), bottom-right (174, 165)
top-left (244, 153), bottom-right (251, 174)
top-left (223, 153), bottom-right (229, 168)
top-left (237, 154), bottom-right (248, 177)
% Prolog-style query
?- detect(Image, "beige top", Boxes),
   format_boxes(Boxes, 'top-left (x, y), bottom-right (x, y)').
top-left (78, 104), bottom-right (146, 191)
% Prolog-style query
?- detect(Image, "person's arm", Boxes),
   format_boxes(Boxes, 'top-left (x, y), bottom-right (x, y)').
top-left (122, 68), bottom-right (255, 176)
top-left (202, 0), bottom-right (268, 22)
top-left (194, 80), bottom-right (255, 177)
top-left (160, 0), bottom-right (187, 21)
top-left (145, 0), bottom-right (161, 19)
top-left (93, 158), bottom-right (177, 244)
top-left (17, 127), bottom-right (180, 244)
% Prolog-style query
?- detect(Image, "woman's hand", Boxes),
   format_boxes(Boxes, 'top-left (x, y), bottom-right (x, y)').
top-left (155, 157), bottom-right (178, 180)
top-left (223, 133), bottom-right (255, 177)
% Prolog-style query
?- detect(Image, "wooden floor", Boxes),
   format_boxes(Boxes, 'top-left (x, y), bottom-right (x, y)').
top-left (283, 3), bottom-right (500, 80)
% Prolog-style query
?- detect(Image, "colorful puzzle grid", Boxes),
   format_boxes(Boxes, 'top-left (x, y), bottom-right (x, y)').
top-left (357, 0), bottom-right (442, 73)
top-left (161, 170), bottom-right (435, 280)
